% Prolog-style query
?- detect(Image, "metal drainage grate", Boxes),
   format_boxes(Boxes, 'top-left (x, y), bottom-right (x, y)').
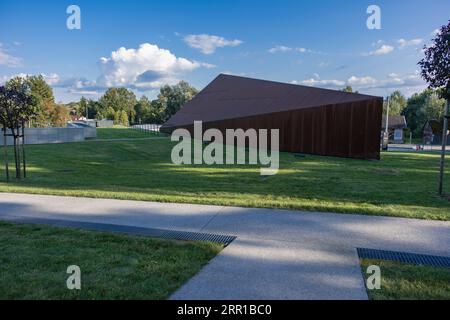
top-left (357, 247), bottom-right (450, 268)
top-left (3, 216), bottom-right (236, 246)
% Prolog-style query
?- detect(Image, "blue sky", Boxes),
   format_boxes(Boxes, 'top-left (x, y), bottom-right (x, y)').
top-left (0, 0), bottom-right (448, 102)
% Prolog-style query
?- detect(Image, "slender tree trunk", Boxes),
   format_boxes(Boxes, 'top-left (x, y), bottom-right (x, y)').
top-left (17, 133), bottom-right (22, 179)
top-left (438, 100), bottom-right (449, 195)
top-left (12, 127), bottom-right (21, 180)
top-left (22, 123), bottom-right (26, 178)
top-left (3, 128), bottom-right (9, 182)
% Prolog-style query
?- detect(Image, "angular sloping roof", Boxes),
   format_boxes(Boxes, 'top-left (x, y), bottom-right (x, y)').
top-left (381, 115), bottom-right (408, 130)
top-left (162, 74), bottom-right (381, 129)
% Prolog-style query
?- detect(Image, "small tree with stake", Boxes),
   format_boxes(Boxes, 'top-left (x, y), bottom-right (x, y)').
top-left (419, 20), bottom-right (450, 195)
top-left (0, 77), bottom-right (37, 181)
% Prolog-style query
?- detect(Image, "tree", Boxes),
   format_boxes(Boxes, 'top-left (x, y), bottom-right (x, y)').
top-left (384, 90), bottom-right (407, 115)
top-left (403, 89), bottom-right (430, 137)
top-left (119, 110), bottom-right (129, 126)
top-left (0, 77), bottom-right (38, 181)
top-left (51, 104), bottom-right (70, 127)
top-left (99, 88), bottom-right (137, 123)
top-left (342, 86), bottom-right (353, 93)
top-left (25, 75), bottom-right (69, 127)
top-left (418, 20), bottom-right (450, 195)
top-left (342, 86), bottom-right (359, 93)
top-left (424, 92), bottom-right (446, 121)
top-left (79, 96), bottom-right (89, 118)
top-left (155, 81), bottom-right (198, 122)
top-left (134, 95), bottom-right (152, 124)
top-left (26, 75), bottom-right (55, 126)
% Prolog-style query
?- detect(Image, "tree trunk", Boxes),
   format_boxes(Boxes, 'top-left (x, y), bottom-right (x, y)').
top-left (11, 127), bottom-right (21, 180)
top-left (22, 123), bottom-right (26, 178)
top-left (3, 128), bottom-right (9, 182)
top-left (438, 100), bottom-right (449, 195)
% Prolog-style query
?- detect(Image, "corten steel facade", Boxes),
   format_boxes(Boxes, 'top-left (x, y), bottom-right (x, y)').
top-left (161, 74), bottom-right (383, 159)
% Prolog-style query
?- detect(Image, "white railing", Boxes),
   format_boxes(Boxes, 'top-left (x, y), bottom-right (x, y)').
top-left (131, 124), bottom-right (162, 133)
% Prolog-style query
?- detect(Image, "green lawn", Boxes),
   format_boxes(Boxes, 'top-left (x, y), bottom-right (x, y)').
top-left (360, 259), bottom-right (450, 300)
top-left (96, 126), bottom-right (164, 140)
top-left (0, 221), bottom-right (221, 299)
top-left (0, 136), bottom-right (449, 220)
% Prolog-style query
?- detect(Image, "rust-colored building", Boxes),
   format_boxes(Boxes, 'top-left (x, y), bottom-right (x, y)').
top-left (161, 74), bottom-right (383, 159)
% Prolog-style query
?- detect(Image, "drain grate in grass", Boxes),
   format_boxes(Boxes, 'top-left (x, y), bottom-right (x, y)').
top-left (357, 247), bottom-right (450, 268)
top-left (4, 216), bottom-right (236, 246)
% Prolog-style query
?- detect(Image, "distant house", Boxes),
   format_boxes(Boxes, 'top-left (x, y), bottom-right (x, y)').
top-left (423, 120), bottom-right (450, 145)
top-left (381, 115), bottom-right (408, 143)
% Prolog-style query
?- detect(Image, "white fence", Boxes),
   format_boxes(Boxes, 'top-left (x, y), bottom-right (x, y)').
top-left (3, 127), bottom-right (96, 146)
top-left (132, 124), bottom-right (162, 132)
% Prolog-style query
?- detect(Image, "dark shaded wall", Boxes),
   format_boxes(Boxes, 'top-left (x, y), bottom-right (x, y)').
top-left (162, 98), bottom-right (383, 160)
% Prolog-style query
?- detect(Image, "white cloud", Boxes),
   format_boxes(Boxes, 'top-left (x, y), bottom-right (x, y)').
top-left (42, 73), bottom-right (60, 85)
top-left (183, 34), bottom-right (242, 54)
top-left (0, 73), bottom-right (60, 86)
top-left (268, 45), bottom-right (292, 53)
top-left (292, 77), bottom-right (345, 88)
top-left (292, 72), bottom-right (425, 96)
top-left (367, 44), bottom-right (394, 56)
top-left (268, 46), bottom-right (313, 54)
top-left (97, 43), bottom-right (208, 89)
top-left (222, 70), bottom-right (248, 77)
top-left (397, 38), bottom-right (423, 48)
top-left (347, 76), bottom-right (377, 86)
top-left (0, 45), bottom-right (22, 67)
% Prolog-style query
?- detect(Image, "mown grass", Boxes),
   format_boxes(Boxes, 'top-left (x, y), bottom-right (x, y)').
top-left (0, 221), bottom-right (221, 299)
top-left (0, 135), bottom-right (449, 220)
top-left (360, 259), bottom-right (450, 300)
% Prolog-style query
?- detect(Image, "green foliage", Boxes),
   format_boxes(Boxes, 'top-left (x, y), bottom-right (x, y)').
top-left (402, 88), bottom-right (446, 137)
top-left (341, 86), bottom-right (358, 93)
top-left (70, 81), bottom-right (198, 125)
top-left (0, 77), bottom-right (39, 179)
top-left (384, 90), bottom-right (407, 115)
top-left (25, 75), bottom-right (70, 127)
top-left (155, 81), bottom-right (198, 122)
top-left (119, 110), bottom-right (129, 126)
top-left (26, 75), bottom-right (54, 105)
top-left (0, 77), bottom-right (38, 130)
top-left (419, 20), bottom-right (450, 100)
top-left (134, 95), bottom-right (151, 124)
top-left (99, 88), bottom-right (137, 123)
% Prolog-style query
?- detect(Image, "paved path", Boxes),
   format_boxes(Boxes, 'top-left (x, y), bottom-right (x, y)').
top-left (0, 192), bottom-right (449, 300)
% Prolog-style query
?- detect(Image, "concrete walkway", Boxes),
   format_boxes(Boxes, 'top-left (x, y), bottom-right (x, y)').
top-left (0, 192), bottom-right (449, 300)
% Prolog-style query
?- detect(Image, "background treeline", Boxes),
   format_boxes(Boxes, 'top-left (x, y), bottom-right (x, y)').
top-left (67, 81), bottom-right (198, 126)
top-left (385, 88), bottom-right (446, 137)
top-left (20, 74), bottom-right (197, 127)
top-left (344, 86), bottom-right (447, 137)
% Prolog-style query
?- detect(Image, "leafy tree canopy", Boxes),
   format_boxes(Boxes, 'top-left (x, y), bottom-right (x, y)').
top-left (384, 90), bottom-right (407, 115)
top-left (419, 20), bottom-right (450, 99)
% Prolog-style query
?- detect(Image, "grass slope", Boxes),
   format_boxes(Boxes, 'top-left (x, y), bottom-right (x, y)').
top-left (0, 221), bottom-right (221, 299)
top-left (0, 137), bottom-right (449, 220)
top-left (360, 259), bottom-right (450, 300)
